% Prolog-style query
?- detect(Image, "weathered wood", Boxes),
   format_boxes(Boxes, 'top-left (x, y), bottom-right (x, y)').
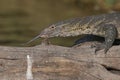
top-left (0, 42), bottom-right (120, 80)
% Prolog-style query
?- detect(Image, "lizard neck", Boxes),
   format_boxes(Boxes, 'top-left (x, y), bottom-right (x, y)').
top-left (60, 23), bottom-right (95, 37)
top-left (59, 16), bottom-right (106, 37)
top-left (60, 23), bottom-right (105, 37)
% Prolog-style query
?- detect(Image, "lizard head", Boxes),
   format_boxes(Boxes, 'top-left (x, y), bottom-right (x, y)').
top-left (40, 18), bottom-right (80, 38)
top-left (24, 18), bottom-right (80, 45)
top-left (39, 24), bottom-right (62, 38)
top-left (40, 22), bottom-right (71, 38)
top-left (24, 20), bottom-right (71, 45)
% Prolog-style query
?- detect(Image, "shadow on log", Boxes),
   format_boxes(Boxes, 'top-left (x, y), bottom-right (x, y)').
top-left (0, 42), bottom-right (120, 80)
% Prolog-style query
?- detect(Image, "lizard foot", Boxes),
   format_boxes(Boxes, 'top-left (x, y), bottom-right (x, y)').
top-left (91, 43), bottom-right (106, 54)
top-left (91, 43), bottom-right (110, 54)
top-left (91, 42), bottom-right (113, 54)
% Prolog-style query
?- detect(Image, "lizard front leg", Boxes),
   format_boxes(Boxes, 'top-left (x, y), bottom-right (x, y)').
top-left (95, 24), bottom-right (117, 54)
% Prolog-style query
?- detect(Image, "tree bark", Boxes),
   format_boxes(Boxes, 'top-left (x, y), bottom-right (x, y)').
top-left (0, 42), bottom-right (120, 80)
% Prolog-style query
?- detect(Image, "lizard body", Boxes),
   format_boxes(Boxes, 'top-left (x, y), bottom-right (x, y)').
top-left (26, 12), bottom-right (120, 54)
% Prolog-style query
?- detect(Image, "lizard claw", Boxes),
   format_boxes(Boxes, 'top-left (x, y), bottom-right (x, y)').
top-left (92, 43), bottom-right (105, 54)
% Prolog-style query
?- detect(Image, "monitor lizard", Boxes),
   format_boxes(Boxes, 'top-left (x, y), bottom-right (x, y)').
top-left (25, 12), bottom-right (120, 54)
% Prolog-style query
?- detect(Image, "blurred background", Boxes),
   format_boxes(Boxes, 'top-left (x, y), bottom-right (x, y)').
top-left (0, 0), bottom-right (120, 47)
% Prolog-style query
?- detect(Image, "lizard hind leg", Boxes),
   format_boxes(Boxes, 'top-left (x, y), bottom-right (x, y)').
top-left (95, 24), bottom-right (117, 54)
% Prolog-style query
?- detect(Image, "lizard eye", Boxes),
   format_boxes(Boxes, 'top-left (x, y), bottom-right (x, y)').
top-left (50, 25), bottom-right (56, 29)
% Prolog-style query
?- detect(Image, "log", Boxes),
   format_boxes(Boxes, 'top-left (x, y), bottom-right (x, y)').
top-left (0, 42), bottom-right (120, 80)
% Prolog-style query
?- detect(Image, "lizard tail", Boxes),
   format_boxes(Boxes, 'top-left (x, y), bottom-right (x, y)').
top-left (22, 35), bottom-right (41, 45)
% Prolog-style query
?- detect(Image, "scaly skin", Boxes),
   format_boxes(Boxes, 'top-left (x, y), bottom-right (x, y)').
top-left (25, 13), bottom-right (120, 54)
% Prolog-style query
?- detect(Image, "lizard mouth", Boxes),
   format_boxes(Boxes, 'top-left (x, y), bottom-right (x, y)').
top-left (23, 34), bottom-right (49, 45)
top-left (39, 33), bottom-right (49, 38)
top-left (40, 35), bottom-right (49, 38)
